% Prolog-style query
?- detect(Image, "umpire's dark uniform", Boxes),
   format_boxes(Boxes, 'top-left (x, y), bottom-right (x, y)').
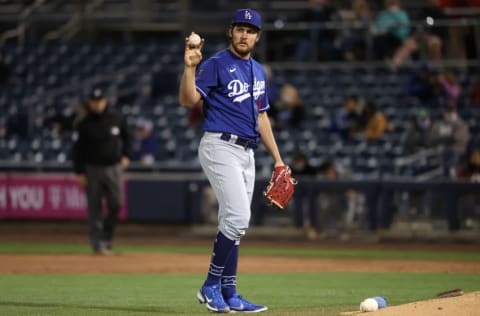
top-left (73, 88), bottom-right (132, 254)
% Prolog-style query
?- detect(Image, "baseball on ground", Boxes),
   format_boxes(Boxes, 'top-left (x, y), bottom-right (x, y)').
top-left (188, 32), bottom-right (201, 47)
top-left (360, 298), bottom-right (378, 312)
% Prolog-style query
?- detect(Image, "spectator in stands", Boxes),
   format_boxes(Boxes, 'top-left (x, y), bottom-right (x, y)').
top-left (295, 0), bottom-right (341, 61)
top-left (404, 108), bottom-right (437, 153)
top-left (391, 0), bottom-right (447, 69)
top-left (316, 160), bottom-right (357, 239)
top-left (340, 0), bottom-right (373, 61)
top-left (438, 69), bottom-right (462, 107)
top-left (314, 160), bottom-right (351, 239)
top-left (402, 107), bottom-right (459, 223)
top-left (404, 106), bottom-right (470, 178)
top-left (457, 148), bottom-right (480, 181)
top-left (290, 151), bottom-right (318, 240)
top-left (45, 105), bottom-right (76, 136)
top-left (360, 101), bottom-right (393, 141)
top-left (403, 63), bottom-right (441, 105)
top-left (291, 154), bottom-right (357, 240)
top-left (132, 118), bottom-right (158, 165)
top-left (72, 88), bottom-right (132, 255)
top-left (269, 83), bottom-right (305, 130)
top-left (372, 0), bottom-right (411, 61)
top-left (291, 151), bottom-right (318, 176)
top-left (437, 104), bottom-right (470, 178)
top-left (330, 95), bottom-right (362, 141)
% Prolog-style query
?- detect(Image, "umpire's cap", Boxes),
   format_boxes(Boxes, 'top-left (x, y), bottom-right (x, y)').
top-left (89, 87), bottom-right (105, 100)
top-left (232, 8), bottom-right (262, 30)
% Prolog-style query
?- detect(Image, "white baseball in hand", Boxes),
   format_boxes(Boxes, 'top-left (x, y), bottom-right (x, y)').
top-left (188, 32), bottom-right (201, 47)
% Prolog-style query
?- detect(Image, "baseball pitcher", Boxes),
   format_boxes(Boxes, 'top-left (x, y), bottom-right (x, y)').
top-left (179, 8), bottom-right (295, 313)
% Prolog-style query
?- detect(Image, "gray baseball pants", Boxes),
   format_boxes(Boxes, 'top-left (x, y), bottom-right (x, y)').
top-left (198, 132), bottom-right (255, 241)
top-left (85, 164), bottom-right (123, 251)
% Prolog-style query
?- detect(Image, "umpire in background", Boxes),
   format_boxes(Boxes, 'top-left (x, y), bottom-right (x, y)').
top-left (73, 88), bottom-right (132, 255)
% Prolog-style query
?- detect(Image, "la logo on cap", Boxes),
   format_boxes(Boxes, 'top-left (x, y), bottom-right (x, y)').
top-left (232, 8), bottom-right (262, 30)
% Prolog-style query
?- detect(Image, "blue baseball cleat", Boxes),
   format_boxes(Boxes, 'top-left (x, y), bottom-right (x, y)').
top-left (225, 293), bottom-right (268, 313)
top-left (197, 284), bottom-right (230, 313)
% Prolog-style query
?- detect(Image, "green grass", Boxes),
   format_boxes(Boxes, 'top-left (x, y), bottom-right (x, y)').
top-left (1, 242), bottom-right (479, 315)
top-left (0, 273), bottom-right (478, 316)
top-left (0, 242), bottom-right (479, 261)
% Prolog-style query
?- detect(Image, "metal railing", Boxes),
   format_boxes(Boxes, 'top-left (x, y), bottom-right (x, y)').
top-left (257, 17), bottom-right (480, 63)
top-left (43, 0), bottom-right (105, 41)
top-left (1, 2), bottom-right (479, 64)
top-left (0, 0), bottom-right (46, 47)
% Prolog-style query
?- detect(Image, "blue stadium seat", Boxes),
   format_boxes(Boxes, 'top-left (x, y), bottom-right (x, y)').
top-left (2, 40), bottom-right (476, 177)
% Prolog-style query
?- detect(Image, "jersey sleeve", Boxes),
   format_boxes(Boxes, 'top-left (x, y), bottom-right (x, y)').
top-left (195, 59), bottom-right (218, 98)
top-left (259, 94), bottom-right (270, 113)
top-left (258, 66), bottom-right (270, 113)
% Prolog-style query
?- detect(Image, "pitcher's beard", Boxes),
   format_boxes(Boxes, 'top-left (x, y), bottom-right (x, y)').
top-left (231, 42), bottom-right (253, 57)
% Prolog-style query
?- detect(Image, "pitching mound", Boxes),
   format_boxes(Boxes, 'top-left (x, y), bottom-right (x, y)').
top-left (341, 291), bottom-right (480, 316)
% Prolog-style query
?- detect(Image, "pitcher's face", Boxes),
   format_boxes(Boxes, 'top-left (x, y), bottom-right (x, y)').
top-left (229, 24), bottom-right (260, 58)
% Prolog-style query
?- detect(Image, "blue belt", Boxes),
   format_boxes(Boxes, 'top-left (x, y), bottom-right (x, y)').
top-left (220, 133), bottom-right (258, 149)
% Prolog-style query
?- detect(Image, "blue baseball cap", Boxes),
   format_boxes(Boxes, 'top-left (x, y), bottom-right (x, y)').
top-left (232, 8), bottom-right (262, 30)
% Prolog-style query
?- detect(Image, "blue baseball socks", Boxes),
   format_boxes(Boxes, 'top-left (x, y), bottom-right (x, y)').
top-left (204, 231), bottom-right (236, 287)
top-left (221, 240), bottom-right (239, 299)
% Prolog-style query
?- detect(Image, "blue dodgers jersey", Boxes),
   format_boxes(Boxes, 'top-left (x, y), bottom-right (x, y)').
top-left (195, 49), bottom-right (269, 142)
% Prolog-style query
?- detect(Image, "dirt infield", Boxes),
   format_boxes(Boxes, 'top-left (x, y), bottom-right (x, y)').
top-left (0, 253), bottom-right (479, 315)
top-left (1, 252), bottom-right (480, 274)
top-left (1, 222), bottom-right (479, 315)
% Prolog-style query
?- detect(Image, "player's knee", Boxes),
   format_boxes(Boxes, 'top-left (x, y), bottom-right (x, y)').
top-left (224, 228), bottom-right (246, 240)
top-left (221, 219), bottom-right (250, 240)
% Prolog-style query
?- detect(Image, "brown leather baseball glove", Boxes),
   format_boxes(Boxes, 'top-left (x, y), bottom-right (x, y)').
top-left (263, 165), bottom-right (297, 209)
